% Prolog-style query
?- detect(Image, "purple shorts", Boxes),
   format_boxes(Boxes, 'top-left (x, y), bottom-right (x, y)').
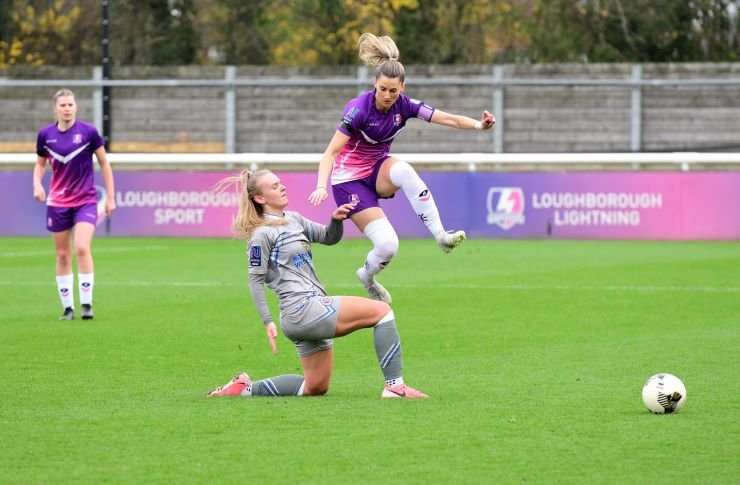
top-left (47, 202), bottom-right (99, 232)
top-left (332, 156), bottom-right (395, 216)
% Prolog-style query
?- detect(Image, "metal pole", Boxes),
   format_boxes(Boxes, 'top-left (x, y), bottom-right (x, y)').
top-left (357, 66), bottom-right (368, 96)
top-left (493, 65), bottom-right (504, 154)
top-left (630, 64), bottom-right (642, 153)
top-left (93, 66), bottom-right (103, 134)
top-left (225, 66), bottom-right (236, 154)
top-left (102, 0), bottom-right (111, 150)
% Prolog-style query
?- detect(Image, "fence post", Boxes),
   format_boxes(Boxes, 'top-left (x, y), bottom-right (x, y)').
top-left (493, 65), bottom-right (504, 155)
top-left (630, 64), bottom-right (642, 153)
top-left (225, 65), bottom-right (236, 154)
top-left (357, 66), bottom-right (369, 96)
top-left (93, 66), bottom-right (103, 136)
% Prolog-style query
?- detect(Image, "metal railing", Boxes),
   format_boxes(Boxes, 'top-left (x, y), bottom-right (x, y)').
top-left (2, 65), bottom-right (740, 153)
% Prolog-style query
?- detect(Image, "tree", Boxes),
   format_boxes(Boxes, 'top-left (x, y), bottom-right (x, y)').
top-left (195, 0), bottom-right (271, 65)
top-left (525, 0), bottom-right (739, 62)
top-left (0, 0), bottom-right (99, 67)
top-left (111, 0), bottom-right (198, 65)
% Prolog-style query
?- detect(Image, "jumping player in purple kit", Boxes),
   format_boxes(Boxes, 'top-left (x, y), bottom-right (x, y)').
top-left (309, 33), bottom-right (495, 304)
top-left (207, 169), bottom-right (427, 399)
top-left (32, 89), bottom-right (116, 321)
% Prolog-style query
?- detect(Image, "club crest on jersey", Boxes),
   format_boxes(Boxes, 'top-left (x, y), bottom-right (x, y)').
top-left (73, 133), bottom-right (82, 144)
top-left (487, 187), bottom-right (526, 230)
top-left (394, 114), bottom-right (402, 126)
top-left (249, 246), bottom-right (262, 266)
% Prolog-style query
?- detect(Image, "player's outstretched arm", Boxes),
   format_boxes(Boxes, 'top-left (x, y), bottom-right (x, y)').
top-left (430, 109), bottom-right (495, 130)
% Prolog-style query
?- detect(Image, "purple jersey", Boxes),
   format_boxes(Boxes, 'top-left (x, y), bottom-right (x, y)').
top-left (331, 90), bottom-right (435, 184)
top-left (36, 120), bottom-right (104, 207)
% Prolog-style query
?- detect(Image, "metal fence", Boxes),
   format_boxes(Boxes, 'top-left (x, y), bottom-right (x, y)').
top-left (2, 64), bottom-right (740, 153)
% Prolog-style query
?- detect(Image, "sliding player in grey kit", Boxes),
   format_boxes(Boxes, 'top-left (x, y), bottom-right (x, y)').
top-left (208, 169), bottom-right (427, 399)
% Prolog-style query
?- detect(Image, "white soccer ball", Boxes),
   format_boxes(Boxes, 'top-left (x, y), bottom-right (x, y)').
top-left (642, 373), bottom-right (687, 414)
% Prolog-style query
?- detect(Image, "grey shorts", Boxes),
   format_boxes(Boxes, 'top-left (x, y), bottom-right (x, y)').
top-left (280, 295), bottom-right (341, 357)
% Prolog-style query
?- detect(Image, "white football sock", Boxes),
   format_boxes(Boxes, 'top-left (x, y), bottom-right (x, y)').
top-left (56, 274), bottom-right (74, 309)
top-left (389, 160), bottom-right (446, 240)
top-left (360, 218), bottom-right (398, 281)
top-left (78, 272), bottom-right (94, 305)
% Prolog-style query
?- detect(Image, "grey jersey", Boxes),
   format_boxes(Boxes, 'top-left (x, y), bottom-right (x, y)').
top-left (247, 211), bottom-right (342, 325)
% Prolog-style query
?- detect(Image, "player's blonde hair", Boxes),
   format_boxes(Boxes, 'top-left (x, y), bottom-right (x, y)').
top-left (357, 33), bottom-right (405, 83)
top-left (53, 88), bottom-right (76, 104)
top-left (212, 169), bottom-right (287, 240)
top-left (52, 88), bottom-right (76, 122)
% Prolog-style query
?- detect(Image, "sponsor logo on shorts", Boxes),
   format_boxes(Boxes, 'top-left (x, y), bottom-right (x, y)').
top-left (320, 296), bottom-right (332, 306)
top-left (349, 194), bottom-right (360, 205)
top-left (487, 187), bottom-right (526, 230)
top-left (249, 246), bottom-right (262, 267)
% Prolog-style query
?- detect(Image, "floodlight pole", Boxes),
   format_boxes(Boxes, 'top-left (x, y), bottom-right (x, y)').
top-left (102, 0), bottom-right (111, 150)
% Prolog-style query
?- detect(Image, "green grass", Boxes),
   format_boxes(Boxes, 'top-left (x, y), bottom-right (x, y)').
top-left (1, 237), bottom-right (738, 484)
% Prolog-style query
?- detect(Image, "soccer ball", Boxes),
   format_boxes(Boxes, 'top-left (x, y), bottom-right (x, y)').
top-left (642, 373), bottom-right (687, 414)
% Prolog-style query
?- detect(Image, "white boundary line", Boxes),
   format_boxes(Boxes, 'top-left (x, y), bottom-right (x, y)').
top-left (0, 281), bottom-right (736, 293)
top-left (0, 245), bottom-right (168, 258)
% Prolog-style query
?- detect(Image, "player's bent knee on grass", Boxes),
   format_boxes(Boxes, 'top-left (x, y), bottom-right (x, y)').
top-left (336, 297), bottom-right (391, 336)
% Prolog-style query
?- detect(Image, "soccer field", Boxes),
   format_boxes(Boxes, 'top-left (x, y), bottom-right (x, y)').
top-left (1, 236), bottom-right (738, 484)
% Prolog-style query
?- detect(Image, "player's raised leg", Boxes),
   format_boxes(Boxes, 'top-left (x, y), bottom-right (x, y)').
top-left (381, 159), bottom-right (466, 254)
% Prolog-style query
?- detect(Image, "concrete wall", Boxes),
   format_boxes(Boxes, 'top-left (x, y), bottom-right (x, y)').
top-left (2, 63), bottom-right (739, 153)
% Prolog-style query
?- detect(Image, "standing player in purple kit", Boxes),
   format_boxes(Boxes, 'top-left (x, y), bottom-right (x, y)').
top-left (32, 89), bottom-right (116, 320)
top-left (309, 33), bottom-right (495, 304)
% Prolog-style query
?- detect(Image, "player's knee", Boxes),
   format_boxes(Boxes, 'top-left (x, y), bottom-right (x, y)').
top-left (375, 303), bottom-right (392, 322)
top-left (375, 237), bottom-right (399, 261)
top-left (75, 245), bottom-right (90, 259)
top-left (389, 160), bottom-right (423, 187)
top-left (390, 160), bottom-right (415, 180)
top-left (56, 251), bottom-right (72, 266)
top-left (304, 381), bottom-right (329, 396)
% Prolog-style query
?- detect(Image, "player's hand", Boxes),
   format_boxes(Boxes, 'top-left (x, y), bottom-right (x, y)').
top-left (105, 196), bottom-right (116, 216)
top-left (332, 203), bottom-right (355, 220)
top-left (309, 187), bottom-right (328, 206)
top-left (481, 110), bottom-right (496, 130)
top-left (265, 322), bottom-right (278, 354)
top-left (33, 185), bottom-right (46, 202)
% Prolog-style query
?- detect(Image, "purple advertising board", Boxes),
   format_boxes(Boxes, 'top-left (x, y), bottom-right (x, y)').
top-left (2, 170), bottom-right (738, 240)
